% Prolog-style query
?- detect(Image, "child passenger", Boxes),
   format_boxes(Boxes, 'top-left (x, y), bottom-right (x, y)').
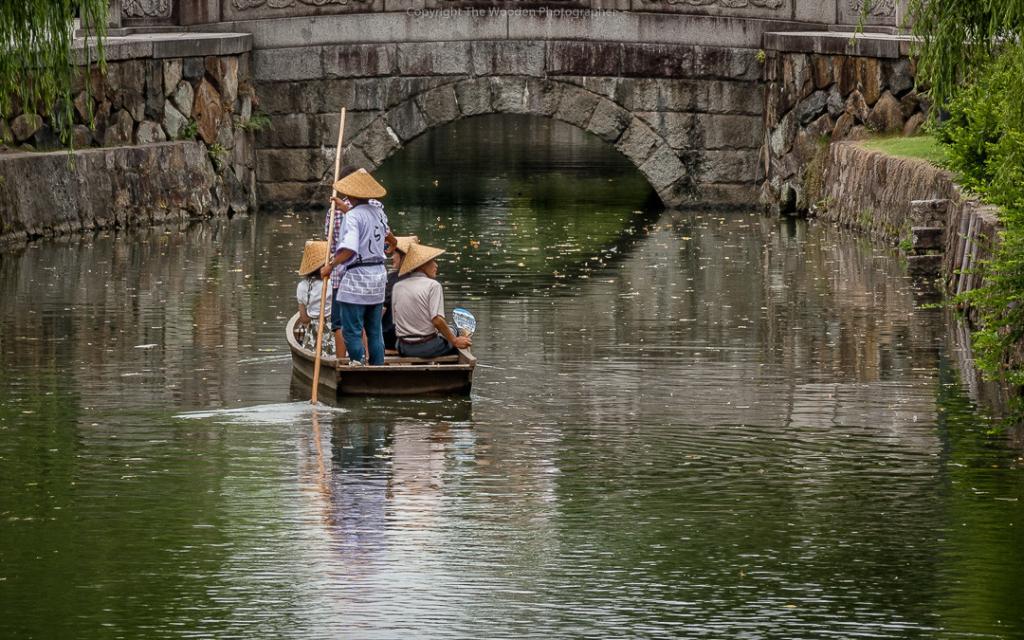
top-left (295, 240), bottom-right (335, 356)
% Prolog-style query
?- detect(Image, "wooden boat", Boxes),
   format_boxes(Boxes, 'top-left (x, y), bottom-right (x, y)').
top-left (286, 313), bottom-right (476, 396)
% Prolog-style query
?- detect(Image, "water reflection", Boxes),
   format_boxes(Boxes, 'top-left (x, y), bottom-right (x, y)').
top-left (0, 115), bottom-right (1022, 639)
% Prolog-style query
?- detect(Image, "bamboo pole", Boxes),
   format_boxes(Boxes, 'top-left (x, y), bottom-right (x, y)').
top-left (311, 107), bottom-right (347, 404)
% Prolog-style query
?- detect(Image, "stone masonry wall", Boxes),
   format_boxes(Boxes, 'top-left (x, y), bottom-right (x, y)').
top-left (761, 35), bottom-right (929, 214)
top-left (0, 142), bottom-right (221, 247)
top-left (0, 38), bottom-right (257, 239)
top-left (253, 40), bottom-right (765, 209)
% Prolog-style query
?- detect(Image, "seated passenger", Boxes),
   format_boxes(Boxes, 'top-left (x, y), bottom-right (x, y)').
top-left (382, 235), bottom-right (419, 352)
top-left (295, 240), bottom-right (334, 355)
top-left (392, 243), bottom-right (472, 358)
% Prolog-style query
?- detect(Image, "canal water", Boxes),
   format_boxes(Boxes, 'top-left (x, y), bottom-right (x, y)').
top-left (1, 115), bottom-right (1022, 638)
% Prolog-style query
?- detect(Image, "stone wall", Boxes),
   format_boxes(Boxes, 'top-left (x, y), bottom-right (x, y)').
top-left (253, 40), bottom-right (765, 208)
top-left (0, 142), bottom-right (223, 247)
top-left (818, 141), bottom-right (1003, 308)
top-left (761, 32), bottom-right (928, 214)
top-left (0, 33), bottom-right (257, 243)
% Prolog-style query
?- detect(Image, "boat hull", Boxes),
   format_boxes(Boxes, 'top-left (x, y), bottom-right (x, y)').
top-left (286, 314), bottom-right (474, 396)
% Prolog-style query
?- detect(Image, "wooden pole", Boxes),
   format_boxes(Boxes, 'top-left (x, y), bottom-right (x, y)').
top-left (311, 107), bottom-right (347, 404)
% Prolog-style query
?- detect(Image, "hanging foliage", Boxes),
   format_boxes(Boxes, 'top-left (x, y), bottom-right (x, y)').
top-left (907, 0), bottom-right (1024, 111)
top-left (0, 1), bottom-right (108, 145)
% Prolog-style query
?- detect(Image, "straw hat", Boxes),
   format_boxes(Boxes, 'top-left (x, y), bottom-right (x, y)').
top-left (297, 240), bottom-right (328, 276)
top-left (394, 235), bottom-right (419, 255)
top-left (399, 243), bottom-right (446, 276)
top-left (333, 168), bottom-right (387, 199)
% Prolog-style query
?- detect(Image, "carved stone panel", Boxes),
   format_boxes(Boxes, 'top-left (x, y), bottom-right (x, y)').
top-left (838, 0), bottom-right (898, 25)
top-left (223, 0), bottom-right (379, 20)
top-left (123, 0), bottom-right (174, 17)
top-left (636, 0), bottom-right (789, 18)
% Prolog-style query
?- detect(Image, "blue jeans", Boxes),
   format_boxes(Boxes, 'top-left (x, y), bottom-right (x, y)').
top-left (341, 302), bottom-right (384, 365)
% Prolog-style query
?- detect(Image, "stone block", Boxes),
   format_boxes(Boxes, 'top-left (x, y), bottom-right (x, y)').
top-left (524, 78), bottom-right (564, 117)
top-left (144, 59), bottom-right (164, 121)
top-left (587, 99), bottom-right (631, 144)
top-left (257, 148), bottom-right (327, 182)
top-left (171, 79), bottom-right (194, 117)
top-left (254, 47), bottom-right (323, 82)
top-left (696, 114), bottom-right (763, 150)
top-left (616, 119), bottom-right (660, 164)
top-left (137, 121), bottom-right (167, 144)
top-left (492, 77), bottom-right (529, 114)
top-left (183, 57), bottom-right (206, 81)
top-left (701, 81), bottom-right (763, 115)
top-left (639, 145), bottom-right (687, 191)
top-left (613, 78), bottom-right (699, 112)
top-left (899, 90), bottom-right (920, 119)
top-left (835, 56), bottom-right (856, 96)
top-left (256, 81), bottom-right (318, 115)
top-left (73, 92), bottom-right (92, 123)
top-left (11, 114), bottom-right (43, 143)
top-left (386, 99), bottom-right (428, 142)
top-left (912, 227), bottom-right (944, 251)
top-left (636, 112), bottom-right (696, 149)
top-left (397, 42), bottom-right (471, 76)
top-left (693, 46), bottom-right (759, 82)
top-left (455, 79), bottom-right (493, 116)
top-left (907, 254), bottom-right (943, 277)
top-left (768, 111), bottom-right (795, 156)
top-left (353, 118), bottom-right (400, 166)
top-left (826, 86), bottom-right (844, 117)
top-left (206, 56), bottom-right (240, 106)
top-left (103, 110), bottom-right (135, 146)
top-left (856, 58), bottom-right (883, 106)
top-left (32, 125), bottom-right (62, 151)
top-left (470, 41), bottom-right (545, 77)
top-left (910, 199), bottom-right (950, 227)
top-left (619, 43), bottom-right (694, 78)
top-left (415, 85), bottom-right (460, 127)
top-left (163, 59), bottom-right (182, 96)
top-left (257, 181), bottom-right (321, 208)
top-left (845, 89), bottom-right (869, 123)
top-left (811, 54), bottom-right (832, 89)
top-left (794, 90), bottom-right (829, 125)
top-left (700, 149), bottom-right (760, 183)
top-left (866, 91), bottom-right (903, 133)
top-left (192, 79), bottom-right (224, 144)
top-left (323, 44), bottom-right (396, 78)
top-left (71, 125), bottom-right (93, 148)
top-left (163, 102), bottom-right (189, 139)
top-left (885, 57), bottom-right (914, 97)
top-left (547, 41), bottom-right (622, 76)
top-left (554, 87), bottom-right (600, 129)
top-left (832, 111), bottom-right (856, 140)
top-left (903, 112), bottom-right (925, 136)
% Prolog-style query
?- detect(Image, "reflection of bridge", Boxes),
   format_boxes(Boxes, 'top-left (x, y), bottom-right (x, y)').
top-left (113, 1), bottom-right (904, 206)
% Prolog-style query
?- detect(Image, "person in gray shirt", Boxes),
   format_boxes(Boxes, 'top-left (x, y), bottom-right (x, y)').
top-left (392, 243), bottom-right (472, 358)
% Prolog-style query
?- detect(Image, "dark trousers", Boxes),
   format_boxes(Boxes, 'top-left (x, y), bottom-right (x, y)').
top-left (397, 335), bottom-right (457, 358)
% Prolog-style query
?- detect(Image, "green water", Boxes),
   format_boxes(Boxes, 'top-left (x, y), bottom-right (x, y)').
top-left (0, 115), bottom-right (1022, 638)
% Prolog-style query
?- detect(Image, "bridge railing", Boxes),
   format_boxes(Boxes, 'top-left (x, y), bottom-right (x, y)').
top-left (115, 0), bottom-right (906, 30)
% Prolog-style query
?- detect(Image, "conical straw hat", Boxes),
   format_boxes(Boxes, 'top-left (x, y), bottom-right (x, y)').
top-left (298, 240), bottom-right (329, 276)
top-left (394, 235), bottom-right (419, 255)
top-left (399, 243), bottom-right (446, 277)
top-left (333, 168), bottom-right (387, 199)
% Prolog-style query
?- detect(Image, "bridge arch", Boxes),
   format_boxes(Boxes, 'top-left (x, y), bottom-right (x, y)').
top-left (341, 76), bottom-right (694, 206)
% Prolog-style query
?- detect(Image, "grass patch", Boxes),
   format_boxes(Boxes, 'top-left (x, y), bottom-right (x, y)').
top-left (861, 135), bottom-right (948, 167)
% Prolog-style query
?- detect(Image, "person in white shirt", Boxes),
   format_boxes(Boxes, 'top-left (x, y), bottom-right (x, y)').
top-left (294, 240), bottom-right (334, 355)
top-left (392, 243), bottom-right (472, 358)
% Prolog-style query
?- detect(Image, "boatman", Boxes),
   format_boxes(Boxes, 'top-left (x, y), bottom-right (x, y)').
top-left (391, 243), bottom-right (472, 358)
top-left (320, 168), bottom-right (396, 366)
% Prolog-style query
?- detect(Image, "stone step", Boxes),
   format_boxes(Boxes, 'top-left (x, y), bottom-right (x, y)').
top-left (911, 226), bottom-right (944, 252)
top-left (907, 254), bottom-right (943, 277)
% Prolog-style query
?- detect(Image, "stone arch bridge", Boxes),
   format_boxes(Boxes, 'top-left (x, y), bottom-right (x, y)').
top-left (115, 0), bottom-right (905, 207)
